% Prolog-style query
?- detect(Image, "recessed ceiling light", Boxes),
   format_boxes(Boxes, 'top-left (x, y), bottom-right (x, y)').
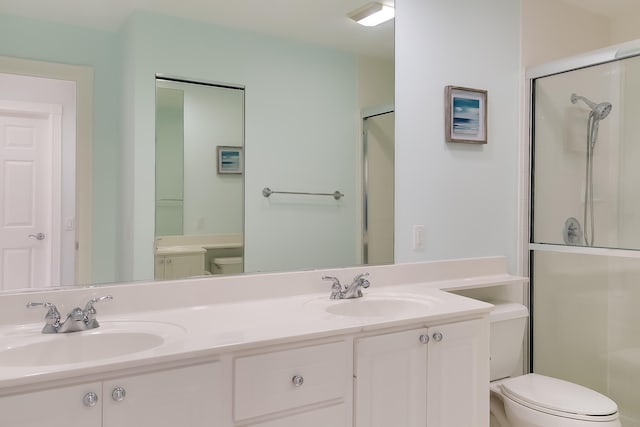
top-left (348, 2), bottom-right (395, 27)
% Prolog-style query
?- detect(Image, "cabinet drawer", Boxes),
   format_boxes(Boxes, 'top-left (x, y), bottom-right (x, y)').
top-left (240, 403), bottom-right (346, 427)
top-left (234, 341), bottom-right (348, 420)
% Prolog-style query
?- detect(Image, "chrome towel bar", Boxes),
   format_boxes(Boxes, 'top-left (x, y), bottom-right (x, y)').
top-left (262, 187), bottom-right (344, 200)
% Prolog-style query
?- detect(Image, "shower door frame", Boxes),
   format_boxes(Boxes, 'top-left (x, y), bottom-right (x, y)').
top-left (525, 39), bottom-right (640, 373)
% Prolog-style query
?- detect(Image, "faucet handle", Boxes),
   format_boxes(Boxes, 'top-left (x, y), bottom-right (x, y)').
top-left (84, 295), bottom-right (113, 311)
top-left (322, 276), bottom-right (344, 299)
top-left (83, 295), bottom-right (113, 329)
top-left (352, 272), bottom-right (370, 287)
top-left (26, 302), bottom-right (61, 333)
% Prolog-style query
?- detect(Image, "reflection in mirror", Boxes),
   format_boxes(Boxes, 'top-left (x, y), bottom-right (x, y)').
top-left (154, 78), bottom-right (244, 280)
top-left (0, 1), bottom-right (393, 292)
top-left (363, 109), bottom-right (395, 266)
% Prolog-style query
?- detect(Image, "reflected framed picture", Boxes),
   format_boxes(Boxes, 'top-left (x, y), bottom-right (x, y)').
top-left (445, 86), bottom-right (488, 144)
top-left (217, 146), bottom-right (243, 174)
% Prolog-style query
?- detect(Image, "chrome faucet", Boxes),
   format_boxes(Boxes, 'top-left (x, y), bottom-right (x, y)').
top-left (322, 273), bottom-right (370, 299)
top-left (27, 295), bottom-right (113, 334)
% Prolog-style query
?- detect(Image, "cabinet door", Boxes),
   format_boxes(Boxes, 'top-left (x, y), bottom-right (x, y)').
top-left (426, 319), bottom-right (489, 427)
top-left (164, 254), bottom-right (204, 279)
top-left (103, 362), bottom-right (225, 427)
top-left (0, 382), bottom-right (102, 427)
top-left (354, 328), bottom-right (428, 427)
top-left (154, 256), bottom-right (166, 280)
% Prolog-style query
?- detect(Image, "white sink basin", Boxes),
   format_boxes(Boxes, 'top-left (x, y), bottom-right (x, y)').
top-left (323, 295), bottom-right (435, 318)
top-left (0, 321), bottom-right (185, 366)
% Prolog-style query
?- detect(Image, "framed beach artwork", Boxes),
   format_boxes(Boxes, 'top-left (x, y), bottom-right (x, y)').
top-left (445, 86), bottom-right (488, 144)
top-left (217, 146), bottom-right (243, 174)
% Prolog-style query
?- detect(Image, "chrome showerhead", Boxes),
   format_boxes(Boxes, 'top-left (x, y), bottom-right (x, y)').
top-left (571, 93), bottom-right (612, 121)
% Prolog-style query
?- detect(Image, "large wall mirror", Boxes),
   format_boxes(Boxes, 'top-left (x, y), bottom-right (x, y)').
top-left (0, 0), bottom-right (394, 291)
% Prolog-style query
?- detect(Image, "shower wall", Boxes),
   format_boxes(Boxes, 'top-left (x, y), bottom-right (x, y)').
top-left (618, 58), bottom-right (640, 249)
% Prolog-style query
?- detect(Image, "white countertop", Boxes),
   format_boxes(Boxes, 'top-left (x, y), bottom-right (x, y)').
top-left (0, 283), bottom-right (492, 393)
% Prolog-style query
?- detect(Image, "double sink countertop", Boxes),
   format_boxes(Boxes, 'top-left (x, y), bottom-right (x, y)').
top-left (0, 283), bottom-right (493, 393)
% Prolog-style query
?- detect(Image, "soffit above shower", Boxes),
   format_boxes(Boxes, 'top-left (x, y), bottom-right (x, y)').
top-left (560, 0), bottom-right (640, 20)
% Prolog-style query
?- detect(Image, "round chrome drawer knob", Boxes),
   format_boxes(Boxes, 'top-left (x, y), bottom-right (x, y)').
top-left (419, 334), bottom-right (429, 344)
top-left (83, 392), bottom-right (99, 407)
top-left (292, 375), bottom-right (304, 387)
top-left (112, 386), bottom-right (126, 402)
top-left (432, 332), bottom-right (444, 342)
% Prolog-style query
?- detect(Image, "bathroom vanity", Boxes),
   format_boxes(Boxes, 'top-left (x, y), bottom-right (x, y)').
top-left (0, 257), bottom-right (525, 427)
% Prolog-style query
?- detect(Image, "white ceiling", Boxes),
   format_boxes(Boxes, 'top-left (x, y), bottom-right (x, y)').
top-left (0, 0), bottom-right (395, 59)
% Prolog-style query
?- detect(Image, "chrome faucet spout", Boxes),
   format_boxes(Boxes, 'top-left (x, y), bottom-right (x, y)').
top-left (342, 273), bottom-right (370, 299)
top-left (57, 307), bottom-right (87, 333)
top-left (323, 273), bottom-right (370, 300)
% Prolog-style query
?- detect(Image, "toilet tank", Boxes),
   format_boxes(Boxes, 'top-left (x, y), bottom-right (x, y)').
top-left (490, 302), bottom-right (529, 381)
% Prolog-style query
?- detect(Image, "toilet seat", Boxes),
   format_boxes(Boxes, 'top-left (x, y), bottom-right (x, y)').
top-left (500, 374), bottom-right (619, 422)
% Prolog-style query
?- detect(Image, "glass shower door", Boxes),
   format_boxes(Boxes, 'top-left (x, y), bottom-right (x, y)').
top-left (531, 53), bottom-right (640, 427)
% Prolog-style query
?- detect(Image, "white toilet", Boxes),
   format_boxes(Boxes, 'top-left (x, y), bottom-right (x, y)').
top-left (489, 302), bottom-right (621, 427)
top-left (210, 257), bottom-right (243, 275)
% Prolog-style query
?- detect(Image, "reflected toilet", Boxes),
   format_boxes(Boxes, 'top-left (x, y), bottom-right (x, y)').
top-left (210, 257), bottom-right (243, 275)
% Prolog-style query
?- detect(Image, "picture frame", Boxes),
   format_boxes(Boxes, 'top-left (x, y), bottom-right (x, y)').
top-left (445, 86), bottom-right (488, 144)
top-left (217, 146), bottom-right (243, 174)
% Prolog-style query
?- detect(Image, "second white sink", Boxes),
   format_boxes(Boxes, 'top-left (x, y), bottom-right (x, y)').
top-left (322, 295), bottom-right (436, 318)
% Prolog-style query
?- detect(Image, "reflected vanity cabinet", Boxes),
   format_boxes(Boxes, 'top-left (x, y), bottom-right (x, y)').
top-left (0, 361), bottom-right (224, 427)
top-left (154, 251), bottom-right (205, 280)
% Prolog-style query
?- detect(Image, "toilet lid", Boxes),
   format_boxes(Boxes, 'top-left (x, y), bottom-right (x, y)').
top-left (501, 374), bottom-right (618, 418)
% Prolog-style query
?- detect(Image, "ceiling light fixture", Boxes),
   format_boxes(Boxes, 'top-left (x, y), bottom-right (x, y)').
top-left (348, 2), bottom-right (395, 27)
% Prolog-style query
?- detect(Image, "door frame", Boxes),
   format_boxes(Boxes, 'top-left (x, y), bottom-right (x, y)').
top-left (361, 104), bottom-right (394, 265)
top-left (0, 56), bottom-right (94, 285)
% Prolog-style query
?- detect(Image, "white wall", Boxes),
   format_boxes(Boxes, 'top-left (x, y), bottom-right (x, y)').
top-left (395, 0), bottom-right (521, 272)
top-left (521, 0), bottom-right (611, 68)
top-left (182, 83), bottom-right (243, 236)
top-left (611, 15), bottom-right (640, 45)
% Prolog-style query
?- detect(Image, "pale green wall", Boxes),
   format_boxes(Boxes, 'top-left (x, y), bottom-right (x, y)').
top-left (0, 13), bottom-right (123, 284)
top-left (155, 87), bottom-right (184, 236)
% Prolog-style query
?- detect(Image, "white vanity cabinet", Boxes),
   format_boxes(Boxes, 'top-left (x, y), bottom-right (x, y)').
top-left (0, 362), bottom-right (223, 427)
top-left (0, 381), bottom-right (102, 427)
top-left (354, 318), bottom-right (489, 427)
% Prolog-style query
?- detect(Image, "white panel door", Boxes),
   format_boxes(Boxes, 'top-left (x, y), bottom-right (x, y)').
top-left (103, 362), bottom-right (225, 427)
top-left (0, 103), bottom-right (58, 290)
top-left (426, 319), bottom-right (490, 427)
top-left (0, 382), bottom-right (102, 427)
top-left (354, 328), bottom-right (428, 427)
